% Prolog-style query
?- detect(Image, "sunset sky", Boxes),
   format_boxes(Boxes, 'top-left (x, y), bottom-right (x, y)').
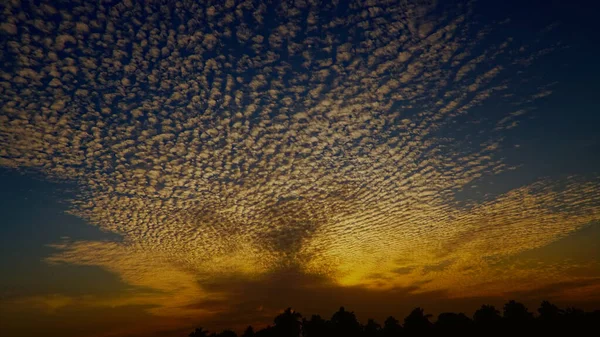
top-left (1, 0), bottom-right (599, 336)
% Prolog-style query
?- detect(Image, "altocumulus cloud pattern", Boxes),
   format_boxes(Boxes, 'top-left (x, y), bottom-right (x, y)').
top-left (1, 0), bottom-right (599, 322)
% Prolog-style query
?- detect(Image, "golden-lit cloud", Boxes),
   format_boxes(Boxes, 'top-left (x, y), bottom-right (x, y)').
top-left (0, 0), bottom-right (598, 332)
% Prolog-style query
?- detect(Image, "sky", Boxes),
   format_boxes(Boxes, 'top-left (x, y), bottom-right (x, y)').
top-left (0, 0), bottom-right (599, 336)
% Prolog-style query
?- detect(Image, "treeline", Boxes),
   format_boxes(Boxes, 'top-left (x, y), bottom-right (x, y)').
top-left (189, 300), bottom-right (600, 337)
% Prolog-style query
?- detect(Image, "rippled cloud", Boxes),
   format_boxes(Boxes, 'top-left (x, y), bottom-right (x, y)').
top-left (1, 0), bottom-right (598, 329)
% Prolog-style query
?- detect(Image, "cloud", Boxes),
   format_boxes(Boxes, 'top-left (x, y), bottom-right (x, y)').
top-left (184, 265), bottom-right (447, 331)
top-left (0, 0), bottom-right (598, 333)
top-left (506, 278), bottom-right (600, 302)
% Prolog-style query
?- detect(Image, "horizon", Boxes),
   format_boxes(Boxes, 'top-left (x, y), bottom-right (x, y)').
top-left (1, 0), bottom-right (599, 336)
top-left (184, 301), bottom-right (598, 336)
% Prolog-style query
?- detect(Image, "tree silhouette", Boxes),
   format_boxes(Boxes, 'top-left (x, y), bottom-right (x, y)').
top-left (564, 307), bottom-right (588, 335)
top-left (274, 308), bottom-right (302, 337)
top-left (210, 330), bottom-right (237, 337)
top-left (215, 330), bottom-right (238, 337)
top-left (382, 316), bottom-right (403, 337)
top-left (473, 305), bottom-right (501, 324)
top-left (435, 312), bottom-right (472, 335)
top-left (363, 318), bottom-right (381, 337)
top-left (241, 326), bottom-right (255, 337)
top-left (536, 300), bottom-right (563, 334)
top-left (190, 327), bottom-right (210, 337)
top-left (187, 300), bottom-right (600, 337)
top-left (502, 300), bottom-right (534, 334)
top-left (403, 307), bottom-right (432, 336)
top-left (564, 306), bottom-right (585, 318)
top-left (473, 304), bottom-right (501, 335)
top-left (503, 300), bottom-right (533, 322)
top-left (254, 325), bottom-right (276, 337)
top-left (302, 315), bottom-right (328, 337)
top-left (330, 307), bottom-right (362, 337)
top-left (538, 300), bottom-right (562, 323)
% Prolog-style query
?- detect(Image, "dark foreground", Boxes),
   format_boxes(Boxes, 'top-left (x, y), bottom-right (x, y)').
top-left (189, 300), bottom-right (600, 337)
